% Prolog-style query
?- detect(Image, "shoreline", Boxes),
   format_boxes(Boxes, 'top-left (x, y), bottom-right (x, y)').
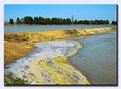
top-left (4, 27), bottom-right (116, 44)
top-left (65, 41), bottom-right (91, 84)
top-left (4, 27), bottom-right (116, 65)
top-left (5, 40), bottom-right (90, 85)
top-left (4, 27), bottom-right (116, 85)
top-left (33, 40), bottom-right (90, 84)
top-left (5, 24), bottom-right (116, 26)
top-left (67, 57), bottom-right (91, 84)
top-left (69, 32), bottom-right (117, 84)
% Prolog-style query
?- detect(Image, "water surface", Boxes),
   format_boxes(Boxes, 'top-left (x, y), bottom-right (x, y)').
top-left (4, 25), bottom-right (115, 33)
top-left (70, 32), bottom-right (117, 85)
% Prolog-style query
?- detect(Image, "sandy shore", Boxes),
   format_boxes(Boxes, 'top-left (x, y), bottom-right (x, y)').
top-left (5, 40), bottom-right (90, 85)
top-left (4, 27), bottom-right (116, 65)
top-left (4, 27), bottom-right (116, 85)
top-left (4, 27), bottom-right (116, 43)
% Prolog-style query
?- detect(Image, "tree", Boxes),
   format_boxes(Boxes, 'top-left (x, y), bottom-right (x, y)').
top-left (10, 16), bottom-right (112, 25)
top-left (21, 18), bottom-right (24, 24)
top-left (23, 16), bottom-right (34, 24)
top-left (65, 18), bottom-right (72, 24)
top-left (34, 17), bottom-right (39, 24)
top-left (51, 18), bottom-right (58, 24)
top-left (16, 17), bottom-right (21, 24)
top-left (111, 20), bottom-right (117, 25)
top-left (112, 21), bottom-right (114, 24)
top-left (115, 21), bottom-right (117, 24)
top-left (105, 20), bottom-right (109, 24)
top-left (9, 18), bottom-right (14, 24)
top-left (74, 19), bottom-right (77, 24)
top-left (38, 16), bottom-right (46, 24)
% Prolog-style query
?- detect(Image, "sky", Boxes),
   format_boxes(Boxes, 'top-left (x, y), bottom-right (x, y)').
top-left (4, 4), bottom-right (117, 22)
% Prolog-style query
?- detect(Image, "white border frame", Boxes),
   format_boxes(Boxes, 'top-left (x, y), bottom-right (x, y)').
top-left (0, 0), bottom-right (121, 89)
top-left (3, 0), bottom-right (119, 4)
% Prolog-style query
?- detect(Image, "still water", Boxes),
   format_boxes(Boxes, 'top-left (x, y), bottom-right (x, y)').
top-left (4, 24), bottom-right (117, 85)
top-left (4, 25), bottom-right (115, 33)
top-left (70, 32), bottom-right (117, 85)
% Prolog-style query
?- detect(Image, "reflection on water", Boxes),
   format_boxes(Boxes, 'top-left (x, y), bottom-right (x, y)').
top-left (70, 33), bottom-right (117, 84)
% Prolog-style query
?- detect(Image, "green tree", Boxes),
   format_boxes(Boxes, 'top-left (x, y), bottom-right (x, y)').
top-left (23, 16), bottom-right (34, 24)
top-left (20, 18), bottom-right (24, 24)
top-left (34, 17), bottom-right (39, 24)
top-left (74, 19), bottom-right (77, 24)
top-left (111, 21), bottom-right (115, 24)
top-left (65, 18), bottom-right (72, 24)
top-left (105, 20), bottom-right (109, 24)
top-left (13, 16), bottom-right (112, 25)
top-left (111, 20), bottom-right (117, 25)
top-left (38, 16), bottom-right (46, 24)
top-left (16, 17), bottom-right (21, 24)
top-left (9, 18), bottom-right (14, 24)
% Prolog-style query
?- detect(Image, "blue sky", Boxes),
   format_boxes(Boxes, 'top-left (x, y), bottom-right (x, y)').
top-left (4, 4), bottom-right (117, 22)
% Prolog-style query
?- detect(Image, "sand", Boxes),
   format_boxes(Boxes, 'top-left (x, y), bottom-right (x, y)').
top-left (4, 27), bottom-right (116, 85)
top-left (5, 40), bottom-right (90, 85)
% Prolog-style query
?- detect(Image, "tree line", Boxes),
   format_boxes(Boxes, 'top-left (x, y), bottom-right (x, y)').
top-left (8, 16), bottom-right (117, 25)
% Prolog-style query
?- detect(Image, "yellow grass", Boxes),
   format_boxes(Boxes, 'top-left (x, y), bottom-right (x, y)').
top-left (4, 28), bottom-right (116, 84)
top-left (4, 42), bottom-right (35, 65)
top-left (4, 28), bottom-right (116, 65)
top-left (5, 28), bottom-right (116, 43)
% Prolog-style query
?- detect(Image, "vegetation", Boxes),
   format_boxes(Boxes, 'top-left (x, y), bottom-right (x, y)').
top-left (7, 16), bottom-right (117, 25)
top-left (111, 20), bottom-right (117, 25)
top-left (4, 42), bottom-right (35, 65)
top-left (4, 28), bottom-right (116, 84)
top-left (4, 76), bottom-right (26, 85)
top-left (4, 28), bottom-right (116, 43)
top-left (4, 28), bottom-right (116, 65)
top-left (9, 18), bottom-right (14, 24)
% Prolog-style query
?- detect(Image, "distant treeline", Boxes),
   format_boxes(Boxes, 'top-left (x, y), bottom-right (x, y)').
top-left (8, 16), bottom-right (117, 25)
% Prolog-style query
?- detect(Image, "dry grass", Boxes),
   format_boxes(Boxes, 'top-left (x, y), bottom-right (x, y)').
top-left (4, 30), bottom-right (82, 43)
top-left (4, 28), bottom-right (116, 43)
top-left (4, 28), bottom-right (116, 65)
top-left (4, 42), bottom-right (35, 65)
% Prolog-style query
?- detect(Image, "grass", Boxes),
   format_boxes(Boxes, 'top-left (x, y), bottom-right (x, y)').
top-left (4, 28), bottom-right (116, 84)
top-left (4, 76), bottom-right (26, 85)
top-left (4, 28), bottom-right (116, 65)
top-left (4, 42), bottom-right (35, 65)
top-left (4, 28), bottom-right (116, 43)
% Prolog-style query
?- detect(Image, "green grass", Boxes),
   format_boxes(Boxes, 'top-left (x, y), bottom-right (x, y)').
top-left (4, 76), bottom-right (26, 85)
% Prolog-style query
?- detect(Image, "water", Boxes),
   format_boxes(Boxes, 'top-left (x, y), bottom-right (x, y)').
top-left (4, 24), bottom-right (117, 85)
top-left (4, 25), bottom-right (115, 33)
top-left (70, 32), bottom-right (117, 85)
